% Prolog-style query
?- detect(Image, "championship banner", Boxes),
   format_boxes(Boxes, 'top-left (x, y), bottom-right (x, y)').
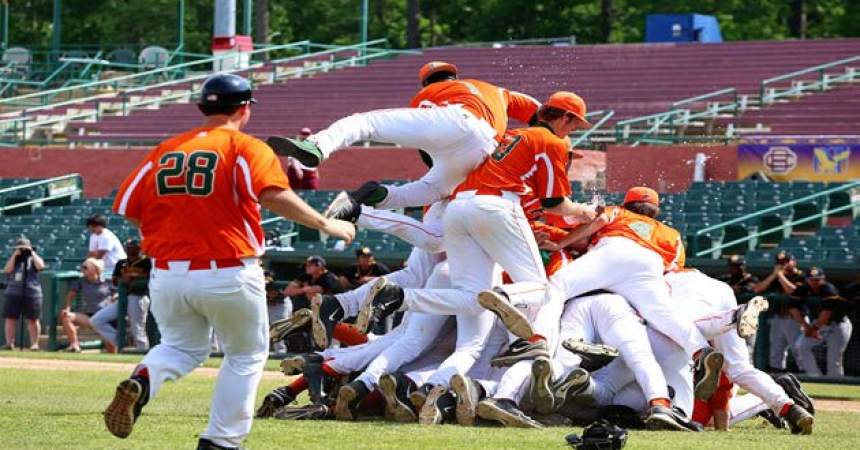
top-left (737, 143), bottom-right (860, 182)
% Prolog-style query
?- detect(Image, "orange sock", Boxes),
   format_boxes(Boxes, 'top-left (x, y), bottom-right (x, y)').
top-left (288, 376), bottom-right (308, 394)
top-left (650, 398), bottom-right (671, 408)
top-left (333, 323), bottom-right (369, 346)
top-left (528, 334), bottom-right (546, 344)
top-left (321, 362), bottom-right (343, 378)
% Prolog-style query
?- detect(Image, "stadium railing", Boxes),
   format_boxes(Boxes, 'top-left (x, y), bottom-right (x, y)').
top-left (0, 174), bottom-right (83, 216)
top-left (570, 109), bottom-right (615, 148)
top-left (760, 54), bottom-right (860, 106)
top-left (689, 180), bottom-right (860, 258)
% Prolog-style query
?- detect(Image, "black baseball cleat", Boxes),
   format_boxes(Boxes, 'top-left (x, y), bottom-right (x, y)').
top-left (335, 380), bottom-right (370, 421)
top-left (476, 398), bottom-right (543, 429)
top-left (351, 181), bottom-right (389, 207)
top-left (561, 338), bottom-right (620, 372)
top-left (265, 135), bottom-right (324, 167)
top-left (269, 308), bottom-right (312, 343)
top-left (644, 404), bottom-right (693, 432)
top-left (785, 404), bottom-right (814, 435)
top-left (529, 356), bottom-right (555, 415)
top-left (256, 385), bottom-right (297, 418)
top-left (104, 375), bottom-right (149, 438)
top-left (758, 409), bottom-right (786, 429)
top-left (310, 294), bottom-right (345, 349)
top-left (450, 374), bottom-right (485, 426)
top-left (324, 191), bottom-right (362, 223)
top-left (693, 348), bottom-right (725, 401)
top-left (419, 385), bottom-right (456, 425)
top-left (491, 338), bottom-right (550, 367)
top-left (735, 296), bottom-right (769, 338)
top-left (280, 353), bottom-right (324, 376)
top-left (775, 373), bottom-right (815, 416)
top-left (553, 368), bottom-right (594, 407)
top-left (477, 288), bottom-right (534, 340)
top-left (273, 403), bottom-right (332, 420)
top-left (197, 438), bottom-right (245, 450)
top-left (410, 383), bottom-right (434, 412)
top-left (305, 361), bottom-right (339, 406)
top-left (355, 277), bottom-right (404, 333)
top-left (379, 373), bottom-right (419, 423)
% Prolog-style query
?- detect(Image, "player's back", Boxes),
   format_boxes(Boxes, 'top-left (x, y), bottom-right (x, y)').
top-left (596, 206), bottom-right (684, 270)
top-left (114, 126), bottom-right (288, 261)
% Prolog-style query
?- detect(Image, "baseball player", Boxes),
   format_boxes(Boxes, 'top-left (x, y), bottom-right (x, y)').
top-left (267, 61), bottom-right (541, 210)
top-left (103, 73), bottom-right (355, 450)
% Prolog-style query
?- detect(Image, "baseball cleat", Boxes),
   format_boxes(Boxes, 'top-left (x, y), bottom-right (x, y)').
top-left (355, 277), bottom-right (404, 333)
top-left (280, 353), bottom-right (324, 376)
top-left (644, 404), bottom-right (693, 432)
top-left (266, 135), bottom-right (324, 167)
top-left (334, 381), bottom-right (370, 421)
top-left (197, 438), bottom-right (245, 450)
top-left (476, 398), bottom-right (543, 429)
top-left (310, 294), bottom-right (345, 349)
top-left (491, 338), bottom-right (550, 367)
top-left (693, 348), bottom-right (725, 401)
top-left (553, 368), bottom-right (593, 406)
top-left (379, 373), bottom-right (418, 423)
top-left (529, 357), bottom-right (555, 415)
top-left (351, 181), bottom-right (389, 207)
top-left (324, 191), bottom-right (362, 223)
top-left (104, 377), bottom-right (147, 439)
top-left (419, 385), bottom-right (453, 425)
top-left (450, 374), bottom-right (483, 426)
top-left (256, 385), bottom-right (297, 418)
top-left (735, 296), bottom-right (768, 338)
top-left (561, 338), bottom-right (620, 372)
top-left (269, 308), bottom-right (312, 343)
top-left (410, 383), bottom-right (434, 412)
top-left (477, 288), bottom-right (534, 340)
top-left (758, 409), bottom-right (786, 429)
top-left (304, 361), bottom-right (339, 406)
top-left (273, 404), bottom-right (331, 420)
top-left (785, 404), bottom-right (814, 435)
top-left (776, 373), bottom-right (815, 416)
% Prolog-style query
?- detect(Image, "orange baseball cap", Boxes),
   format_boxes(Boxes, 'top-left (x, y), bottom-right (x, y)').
top-left (623, 186), bottom-right (659, 206)
top-left (419, 61), bottom-right (458, 85)
top-left (545, 91), bottom-right (591, 127)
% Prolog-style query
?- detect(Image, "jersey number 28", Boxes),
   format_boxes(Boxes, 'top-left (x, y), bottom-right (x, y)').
top-left (155, 151), bottom-right (219, 196)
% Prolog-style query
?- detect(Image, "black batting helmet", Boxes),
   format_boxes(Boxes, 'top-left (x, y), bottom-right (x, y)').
top-left (198, 73), bottom-right (257, 107)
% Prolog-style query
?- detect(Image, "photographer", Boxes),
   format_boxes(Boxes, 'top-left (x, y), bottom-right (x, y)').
top-left (754, 251), bottom-right (805, 373)
top-left (3, 236), bottom-right (45, 350)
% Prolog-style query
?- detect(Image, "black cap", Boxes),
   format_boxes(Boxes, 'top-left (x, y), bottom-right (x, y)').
top-left (356, 247), bottom-right (373, 257)
top-left (125, 238), bottom-right (140, 247)
top-left (198, 73), bottom-right (257, 107)
top-left (306, 255), bottom-right (326, 267)
top-left (775, 250), bottom-right (794, 264)
top-left (86, 214), bottom-right (107, 227)
top-left (728, 254), bottom-right (745, 266)
top-left (806, 267), bottom-right (825, 279)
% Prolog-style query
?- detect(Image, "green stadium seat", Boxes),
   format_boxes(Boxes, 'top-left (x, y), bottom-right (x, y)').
top-left (758, 211), bottom-right (793, 245)
top-left (723, 223), bottom-right (755, 255)
top-left (792, 200), bottom-right (828, 231)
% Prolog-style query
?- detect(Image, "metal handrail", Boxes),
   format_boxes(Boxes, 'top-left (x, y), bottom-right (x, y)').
top-left (570, 110), bottom-right (615, 148)
top-left (760, 54), bottom-right (860, 105)
top-left (672, 87), bottom-right (737, 108)
top-left (691, 180), bottom-right (860, 257)
top-left (0, 173), bottom-right (81, 195)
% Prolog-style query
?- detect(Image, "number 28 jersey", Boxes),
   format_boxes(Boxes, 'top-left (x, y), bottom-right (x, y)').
top-left (112, 126), bottom-right (292, 261)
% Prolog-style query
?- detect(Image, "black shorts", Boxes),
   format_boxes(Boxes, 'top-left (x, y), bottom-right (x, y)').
top-left (3, 294), bottom-right (42, 320)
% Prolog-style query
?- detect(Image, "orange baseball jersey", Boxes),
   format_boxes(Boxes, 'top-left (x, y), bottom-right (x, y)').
top-left (410, 79), bottom-right (539, 140)
top-left (454, 125), bottom-right (571, 199)
top-left (593, 206), bottom-right (685, 271)
top-left (113, 126), bottom-right (291, 261)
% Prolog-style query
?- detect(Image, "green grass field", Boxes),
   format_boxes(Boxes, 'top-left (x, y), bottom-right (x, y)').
top-left (2, 352), bottom-right (859, 450)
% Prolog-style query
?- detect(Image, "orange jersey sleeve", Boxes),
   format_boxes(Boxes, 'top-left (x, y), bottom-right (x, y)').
top-left (595, 206), bottom-right (684, 271)
top-left (531, 220), bottom-right (569, 243)
top-left (504, 89), bottom-right (541, 124)
top-left (113, 127), bottom-right (291, 261)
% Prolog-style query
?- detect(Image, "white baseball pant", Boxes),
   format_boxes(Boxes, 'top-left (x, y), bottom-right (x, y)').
top-left (357, 201), bottom-right (446, 254)
top-left (795, 318), bottom-right (853, 377)
top-left (552, 236), bottom-right (708, 356)
top-left (729, 393), bottom-right (770, 426)
top-left (139, 260), bottom-right (267, 449)
top-left (310, 104), bottom-right (497, 209)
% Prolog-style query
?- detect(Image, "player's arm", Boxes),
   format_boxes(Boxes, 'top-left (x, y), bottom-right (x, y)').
top-left (556, 213), bottom-right (610, 250)
top-left (283, 280), bottom-right (305, 297)
top-left (505, 89), bottom-right (541, 125)
top-left (542, 197), bottom-right (597, 222)
top-left (259, 188), bottom-right (355, 243)
top-left (776, 270), bottom-right (798, 294)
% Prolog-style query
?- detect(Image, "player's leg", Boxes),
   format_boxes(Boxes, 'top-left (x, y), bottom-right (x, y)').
top-left (356, 205), bottom-right (445, 253)
top-left (91, 301), bottom-right (119, 352)
top-left (424, 312), bottom-right (496, 388)
top-left (768, 316), bottom-right (790, 371)
top-left (825, 319), bottom-right (852, 376)
top-left (793, 333), bottom-right (822, 376)
top-left (729, 393), bottom-right (770, 426)
top-left (715, 328), bottom-right (793, 414)
top-left (127, 294), bottom-right (150, 350)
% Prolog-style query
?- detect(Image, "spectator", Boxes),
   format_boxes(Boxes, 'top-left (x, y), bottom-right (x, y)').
top-left (283, 255), bottom-right (342, 312)
top-left (340, 247), bottom-right (390, 289)
top-left (718, 255), bottom-right (759, 300)
top-left (754, 250), bottom-right (805, 373)
top-left (86, 214), bottom-right (126, 280)
top-left (266, 272), bottom-right (289, 354)
top-left (3, 236), bottom-right (45, 351)
top-left (60, 258), bottom-right (116, 352)
top-left (284, 128), bottom-right (320, 190)
top-left (101, 239), bottom-right (152, 351)
top-left (792, 267), bottom-right (853, 377)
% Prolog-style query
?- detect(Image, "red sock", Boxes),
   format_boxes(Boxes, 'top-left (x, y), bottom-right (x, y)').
top-left (131, 364), bottom-right (149, 380)
top-left (528, 334), bottom-right (546, 344)
top-left (650, 398), bottom-right (671, 408)
top-left (333, 323), bottom-right (369, 346)
top-left (288, 376), bottom-right (308, 394)
top-left (321, 362), bottom-right (343, 378)
top-left (779, 402), bottom-right (793, 417)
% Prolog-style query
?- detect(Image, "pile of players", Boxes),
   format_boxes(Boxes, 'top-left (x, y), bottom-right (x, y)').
top-left (257, 61), bottom-right (817, 434)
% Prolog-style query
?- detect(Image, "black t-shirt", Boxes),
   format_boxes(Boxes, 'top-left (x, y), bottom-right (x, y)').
top-left (718, 271), bottom-right (759, 299)
top-left (765, 268), bottom-right (806, 315)
top-left (344, 262), bottom-right (391, 288)
top-left (290, 271), bottom-right (343, 311)
top-left (111, 256), bottom-right (152, 296)
top-left (791, 281), bottom-right (850, 323)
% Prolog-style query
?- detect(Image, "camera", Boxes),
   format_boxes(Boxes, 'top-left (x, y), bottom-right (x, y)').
top-left (19, 248), bottom-right (32, 257)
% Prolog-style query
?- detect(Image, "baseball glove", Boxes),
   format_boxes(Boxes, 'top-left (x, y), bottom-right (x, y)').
top-left (565, 419), bottom-right (628, 450)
